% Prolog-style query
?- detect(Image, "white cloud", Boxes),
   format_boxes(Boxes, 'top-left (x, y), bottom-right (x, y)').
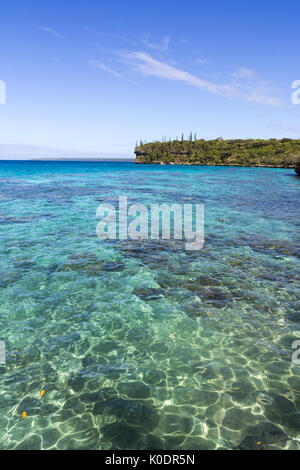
top-left (38, 26), bottom-right (63, 39)
top-left (232, 68), bottom-right (255, 78)
top-left (143, 35), bottom-right (170, 52)
top-left (121, 51), bottom-right (281, 106)
top-left (89, 59), bottom-right (120, 77)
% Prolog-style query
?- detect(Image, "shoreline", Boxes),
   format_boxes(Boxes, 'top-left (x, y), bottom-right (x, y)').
top-left (135, 161), bottom-right (297, 169)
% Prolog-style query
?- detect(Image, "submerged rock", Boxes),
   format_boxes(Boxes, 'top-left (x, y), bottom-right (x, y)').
top-left (101, 262), bottom-right (125, 272)
top-left (286, 312), bottom-right (300, 323)
top-left (183, 275), bottom-right (223, 290)
top-left (7, 347), bottom-right (41, 367)
top-left (117, 381), bottom-right (150, 399)
top-left (184, 302), bottom-right (211, 318)
top-left (189, 287), bottom-right (233, 308)
top-left (62, 257), bottom-right (102, 274)
top-left (81, 353), bottom-right (108, 368)
top-left (0, 272), bottom-right (21, 288)
top-left (93, 398), bottom-right (159, 432)
top-left (173, 386), bottom-right (219, 407)
top-left (159, 413), bottom-right (194, 435)
top-left (15, 434), bottom-right (42, 450)
top-left (143, 369), bottom-right (166, 386)
top-left (235, 422), bottom-right (289, 450)
top-left (192, 362), bottom-right (216, 379)
top-left (77, 363), bottom-right (127, 382)
top-left (12, 258), bottom-right (36, 270)
top-left (249, 240), bottom-right (300, 257)
top-left (62, 253), bottom-right (125, 275)
top-left (41, 429), bottom-right (61, 450)
top-left (101, 422), bottom-right (146, 449)
top-left (16, 396), bottom-right (41, 416)
top-left (92, 340), bottom-right (118, 354)
top-left (133, 287), bottom-right (164, 301)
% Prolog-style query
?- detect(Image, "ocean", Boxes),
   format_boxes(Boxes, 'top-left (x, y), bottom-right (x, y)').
top-left (0, 160), bottom-right (299, 450)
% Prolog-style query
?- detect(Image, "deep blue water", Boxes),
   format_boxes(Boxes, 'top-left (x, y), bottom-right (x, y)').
top-left (0, 161), bottom-right (299, 450)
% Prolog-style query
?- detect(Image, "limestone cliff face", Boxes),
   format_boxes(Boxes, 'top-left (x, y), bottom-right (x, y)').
top-left (295, 160), bottom-right (300, 175)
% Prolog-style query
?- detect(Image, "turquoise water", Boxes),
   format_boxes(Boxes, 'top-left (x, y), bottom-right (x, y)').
top-left (0, 161), bottom-right (299, 450)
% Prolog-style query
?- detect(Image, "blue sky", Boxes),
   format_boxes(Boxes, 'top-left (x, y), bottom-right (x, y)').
top-left (0, 0), bottom-right (300, 158)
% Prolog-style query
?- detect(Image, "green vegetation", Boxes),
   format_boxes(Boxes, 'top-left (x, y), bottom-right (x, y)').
top-left (135, 137), bottom-right (300, 168)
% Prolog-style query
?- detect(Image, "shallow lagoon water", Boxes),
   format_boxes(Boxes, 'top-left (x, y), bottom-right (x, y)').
top-left (0, 161), bottom-right (299, 450)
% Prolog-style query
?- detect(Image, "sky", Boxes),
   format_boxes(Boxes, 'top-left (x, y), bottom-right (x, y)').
top-left (0, 0), bottom-right (300, 158)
